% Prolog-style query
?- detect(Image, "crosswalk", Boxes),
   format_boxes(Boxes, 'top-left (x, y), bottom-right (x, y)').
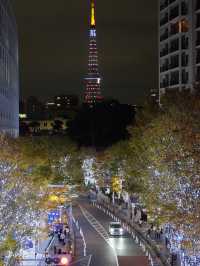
top-left (79, 205), bottom-right (110, 245)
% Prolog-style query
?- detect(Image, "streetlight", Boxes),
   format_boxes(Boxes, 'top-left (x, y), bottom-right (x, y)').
top-left (60, 256), bottom-right (69, 265)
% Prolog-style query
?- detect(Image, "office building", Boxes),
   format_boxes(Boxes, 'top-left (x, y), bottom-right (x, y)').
top-left (0, 0), bottom-right (19, 137)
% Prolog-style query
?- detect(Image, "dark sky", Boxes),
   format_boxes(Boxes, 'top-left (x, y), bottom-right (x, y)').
top-left (12, 0), bottom-right (158, 104)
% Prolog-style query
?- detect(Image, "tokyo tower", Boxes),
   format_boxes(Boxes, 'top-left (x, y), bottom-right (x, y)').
top-left (84, 0), bottom-right (103, 105)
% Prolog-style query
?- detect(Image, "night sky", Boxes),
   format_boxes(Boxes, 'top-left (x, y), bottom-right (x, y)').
top-left (12, 0), bottom-right (158, 104)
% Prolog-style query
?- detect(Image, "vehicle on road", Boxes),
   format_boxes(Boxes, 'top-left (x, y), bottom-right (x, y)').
top-left (109, 222), bottom-right (124, 236)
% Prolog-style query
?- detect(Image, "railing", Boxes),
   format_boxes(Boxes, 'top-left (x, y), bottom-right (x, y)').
top-left (37, 234), bottom-right (55, 266)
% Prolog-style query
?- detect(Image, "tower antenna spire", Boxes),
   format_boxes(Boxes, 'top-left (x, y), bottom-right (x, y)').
top-left (91, 0), bottom-right (96, 27)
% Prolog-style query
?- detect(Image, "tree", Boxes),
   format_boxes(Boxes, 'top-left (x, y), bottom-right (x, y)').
top-left (127, 93), bottom-right (200, 255)
top-left (0, 135), bottom-right (84, 262)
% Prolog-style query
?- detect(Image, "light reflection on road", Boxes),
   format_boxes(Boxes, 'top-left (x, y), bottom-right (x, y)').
top-left (109, 237), bottom-right (126, 251)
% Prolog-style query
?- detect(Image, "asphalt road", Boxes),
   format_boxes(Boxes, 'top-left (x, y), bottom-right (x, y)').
top-left (72, 197), bottom-right (147, 266)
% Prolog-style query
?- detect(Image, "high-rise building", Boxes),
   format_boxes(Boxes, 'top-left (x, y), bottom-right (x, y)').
top-left (159, 0), bottom-right (200, 99)
top-left (0, 0), bottom-right (19, 137)
top-left (84, 0), bottom-right (103, 105)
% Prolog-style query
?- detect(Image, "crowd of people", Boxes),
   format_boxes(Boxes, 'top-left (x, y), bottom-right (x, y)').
top-left (54, 224), bottom-right (72, 254)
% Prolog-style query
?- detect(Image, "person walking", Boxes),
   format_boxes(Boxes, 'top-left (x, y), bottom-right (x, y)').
top-left (60, 232), bottom-right (65, 245)
top-left (64, 225), bottom-right (70, 238)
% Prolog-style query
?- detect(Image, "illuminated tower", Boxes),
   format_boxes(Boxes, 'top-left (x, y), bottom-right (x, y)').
top-left (84, 0), bottom-right (103, 105)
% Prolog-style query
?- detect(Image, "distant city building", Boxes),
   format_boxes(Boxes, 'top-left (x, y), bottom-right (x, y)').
top-left (26, 96), bottom-right (45, 120)
top-left (21, 117), bottom-right (68, 135)
top-left (84, 0), bottom-right (103, 105)
top-left (19, 95), bottom-right (79, 135)
top-left (159, 0), bottom-right (200, 99)
top-left (45, 95), bottom-right (79, 118)
top-left (0, 0), bottom-right (19, 137)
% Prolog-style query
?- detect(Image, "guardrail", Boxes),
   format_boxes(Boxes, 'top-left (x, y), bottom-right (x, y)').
top-left (37, 234), bottom-right (55, 266)
top-left (72, 215), bottom-right (87, 257)
top-left (93, 201), bottom-right (171, 266)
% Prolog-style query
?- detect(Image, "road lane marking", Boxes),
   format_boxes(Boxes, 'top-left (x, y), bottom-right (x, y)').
top-left (79, 205), bottom-right (119, 266)
top-left (70, 254), bottom-right (92, 266)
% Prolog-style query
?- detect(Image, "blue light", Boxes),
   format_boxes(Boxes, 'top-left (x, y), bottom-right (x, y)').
top-left (90, 29), bottom-right (96, 37)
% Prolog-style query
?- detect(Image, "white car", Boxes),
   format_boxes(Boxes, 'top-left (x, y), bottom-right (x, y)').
top-left (109, 222), bottom-right (124, 236)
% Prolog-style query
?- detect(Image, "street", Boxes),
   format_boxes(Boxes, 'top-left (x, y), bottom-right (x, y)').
top-left (72, 197), bottom-right (149, 266)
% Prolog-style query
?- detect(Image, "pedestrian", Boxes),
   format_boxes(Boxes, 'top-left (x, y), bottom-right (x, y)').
top-left (58, 231), bottom-right (61, 241)
top-left (54, 246), bottom-right (57, 255)
top-left (147, 228), bottom-right (151, 237)
top-left (160, 228), bottom-right (163, 234)
top-left (60, 232), bottom-right (65, 244)
top-left (138, 220), bottom-right (142, 227)
top-left (165, 237), bottom-right (169, 247)
top-left (64, 225), bottom-right (70, 238)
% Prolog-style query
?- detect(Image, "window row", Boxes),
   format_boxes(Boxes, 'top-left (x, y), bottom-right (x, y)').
top-left (160, 52), bottom-right (189, 72)
top-left (0, 111), bottom-right (13, 121)
top-left (160, 69), bottom-right (189, 87)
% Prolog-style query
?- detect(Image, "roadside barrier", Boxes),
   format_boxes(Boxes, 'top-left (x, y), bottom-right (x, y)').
top-left (72, 214), bottom-right (87, 257)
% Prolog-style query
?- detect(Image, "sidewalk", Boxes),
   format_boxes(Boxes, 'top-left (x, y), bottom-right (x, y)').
top-left (116, 206), bottom-right (172, 263)
top-left (19, 236), bottom-right (53, 266)
top-left (95, 192), bottom-right (172, 266)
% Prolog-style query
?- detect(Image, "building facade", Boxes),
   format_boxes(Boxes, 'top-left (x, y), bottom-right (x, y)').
top-left (0, 0), bottom-right (19, 137)
top-left (159, 0), bottom-right (200, 98)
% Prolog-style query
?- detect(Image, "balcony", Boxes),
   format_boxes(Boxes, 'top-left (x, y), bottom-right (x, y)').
top-left (170, 55), bottom-right (179, 69)
top-left (196, 0), bottom-right (200, 11)
top-left (197, 14), bottom-right (200, 28)
top-left (196, 66), bottom-right (200, 81)
top-left (196, 33), bottom-right (200, 46)
top-left (169, 0), bottom-right (177, 4)
top-left (160, 30), bottom-right (169, 41)
top-left (197, 57), bottom-right (200, 64)
top-left (182, 36), bottom-right (189, 49)
top-left (160, 14), bottom-right (168, 26)
top-left (181, 2), bottom-right (188, 16)
top-left (160, 64), bottom-right (169, 72)
top-left (170, 22), bottom-right (179, 36)
top-left (170, 39), bottom-right (179, 52)
top-left (170, 5), bottom-right (179, 20)
top-left (181, 53), bottom-right (188, 67)
top-left (160, 0), bottom-right (168, 11)
top-left (160, 47), bottom-right (169, 57)
top-left (182, 70), bottom-right (188, 84)
top-left (170, 70), bottom-right (179, 86)
top-left (170, 63), bottom-right (179, 69)
top-left (160, 80), bottom-right (169, 88)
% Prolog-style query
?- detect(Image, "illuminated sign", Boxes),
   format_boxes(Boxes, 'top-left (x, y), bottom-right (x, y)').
top-left (90, 29), bottom-right (96, 37)
top-left (19, 113), bottom-right (27, 119)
